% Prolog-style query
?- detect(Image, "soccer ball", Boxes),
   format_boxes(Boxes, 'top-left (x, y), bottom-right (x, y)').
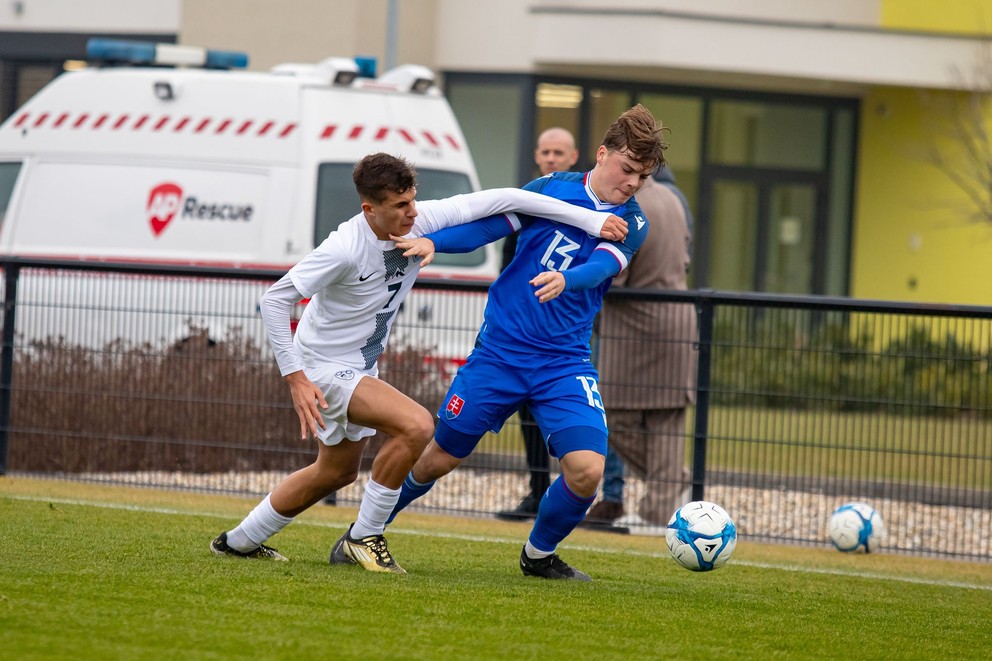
top-left (828, 502), bottom-right (884, 553)
top-left (666, 501), bottom-right (737, 572)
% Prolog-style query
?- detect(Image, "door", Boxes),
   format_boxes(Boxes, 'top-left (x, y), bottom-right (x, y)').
top-left (700, 173), bottom-right (823, 294)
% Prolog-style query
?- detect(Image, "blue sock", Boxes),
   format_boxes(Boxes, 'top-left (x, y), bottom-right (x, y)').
top-left (385, 471), bottom-right (436, 525)
top-left (528, 475), bottom-right (595, 553)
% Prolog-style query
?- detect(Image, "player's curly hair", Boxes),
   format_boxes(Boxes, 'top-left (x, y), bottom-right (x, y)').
top-left (601, 104), bottom-right (669, 171)
top-left (353, 152), bottom-right (418, 203)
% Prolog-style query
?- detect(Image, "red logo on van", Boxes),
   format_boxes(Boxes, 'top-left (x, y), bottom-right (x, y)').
top-left (147, 183), bottom-right (183, 237)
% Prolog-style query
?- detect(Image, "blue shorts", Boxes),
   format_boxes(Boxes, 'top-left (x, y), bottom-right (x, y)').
top-left (436, 342), bottom-right (608, 459)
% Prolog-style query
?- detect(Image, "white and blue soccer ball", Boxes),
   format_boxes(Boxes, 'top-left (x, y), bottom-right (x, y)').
top-left (666, 500), bottom-right (737, 572)
top-left (829, 502), bottom-right (884, 553)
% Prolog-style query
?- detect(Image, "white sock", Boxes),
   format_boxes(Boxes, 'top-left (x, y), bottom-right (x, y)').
top-left (350, 479), bottom-right (401, 539)
top-left (524, 540), bottom-right (553, 560)
top-left (226, 494), bottom-right (294, 552)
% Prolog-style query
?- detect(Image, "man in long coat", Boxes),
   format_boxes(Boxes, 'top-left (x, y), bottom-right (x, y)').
top-left (596, 166), bottom-right (697, 527)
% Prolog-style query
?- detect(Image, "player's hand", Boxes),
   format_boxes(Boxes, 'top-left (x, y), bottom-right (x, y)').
top-left (285, 370), bottom-right (328, 440)
top-left (600, 214), bottom-right (628, 242)
top-left (391, 234), bottom-right (436, 267)
top-left (530, 271), bottom-right (566, 303)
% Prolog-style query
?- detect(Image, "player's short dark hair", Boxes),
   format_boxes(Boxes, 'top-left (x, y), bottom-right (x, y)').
top-left (601, 104), bottom-right (669, 171)
top-left (353, 153), bottom-right (417, 203)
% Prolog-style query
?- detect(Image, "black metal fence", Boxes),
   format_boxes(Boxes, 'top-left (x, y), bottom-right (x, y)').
top-left (1, 257), bottom-right (989, 561)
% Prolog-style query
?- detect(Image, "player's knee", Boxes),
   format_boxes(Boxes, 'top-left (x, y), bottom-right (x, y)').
top-left (403, 406), bottom-right (435, 445)
top-left (414, 441), bottom-right (462, 481)
top-left (564, 461), bottom-right (603, 497)
top-left (315, 465), bottom-right (359, 492)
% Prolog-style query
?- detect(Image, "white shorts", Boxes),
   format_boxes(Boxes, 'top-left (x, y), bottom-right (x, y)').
top-left (304, 360), bottom-right (378, 446)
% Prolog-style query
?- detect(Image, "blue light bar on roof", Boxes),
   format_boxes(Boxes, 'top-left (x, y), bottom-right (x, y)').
top-left (87, 39), bottom-right (156, 63)
top-left (85, 39), bottom-right (248, 70)
top-left (354, 56), bottom-right (377, 78)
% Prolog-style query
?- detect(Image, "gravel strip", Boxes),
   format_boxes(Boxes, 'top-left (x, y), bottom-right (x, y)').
top-left (68, 469), bottom-right (990, 561)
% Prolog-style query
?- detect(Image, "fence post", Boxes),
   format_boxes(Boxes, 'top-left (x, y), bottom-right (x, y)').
top-left (690, 292), bottom-right (714, 502)
top-left (0, 262), bottom-right (19, 475)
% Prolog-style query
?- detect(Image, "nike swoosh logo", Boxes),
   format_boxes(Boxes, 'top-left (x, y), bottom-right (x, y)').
top-left (358, 271), bottom-right (379, 282)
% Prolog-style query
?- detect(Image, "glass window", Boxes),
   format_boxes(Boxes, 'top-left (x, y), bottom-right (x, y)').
top-left (535, 83), bottom-right (582, 173)
top-left (709, 180), bottom-right (759, 290)
top-left (447, 82), bottom-right (523, 189)
top-left (764, 183), bottom-right (817, 294)
top-left (639, 93), bottom-right (703, 234)
top-left (584, 89), bottom-right (632, 166)
top-left (708, 100), bottom-right (827, 170)
top-left (827, 108), bottom-right (855, 295)
top-left (314, 164), bottom-right (482, 267)
top-left (0, 161), bottom-right (22, 226)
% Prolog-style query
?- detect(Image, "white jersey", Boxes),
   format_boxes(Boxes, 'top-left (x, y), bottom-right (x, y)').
top-left (259, 188), bottom-right (613, 375)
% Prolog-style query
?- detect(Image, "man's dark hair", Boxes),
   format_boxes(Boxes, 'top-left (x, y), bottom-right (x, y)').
top-left (601, 104), bottom-right (669, 171)
top-left (353, 153), bottom-right (417, 204)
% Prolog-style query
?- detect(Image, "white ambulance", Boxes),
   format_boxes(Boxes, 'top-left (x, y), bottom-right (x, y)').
top-left (0, 40), bottom-right (494, 356)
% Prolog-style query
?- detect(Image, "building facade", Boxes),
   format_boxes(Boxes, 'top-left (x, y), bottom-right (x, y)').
top-left (3, 0), bottom-right (991, 304)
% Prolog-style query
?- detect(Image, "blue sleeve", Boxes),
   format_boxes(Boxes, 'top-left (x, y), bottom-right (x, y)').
top-left (562, 196), bottom-right (648, 290)
top-left (427, 214), bottom-right (517, 254)
top-left (561, 249), bottom-right (622, 291)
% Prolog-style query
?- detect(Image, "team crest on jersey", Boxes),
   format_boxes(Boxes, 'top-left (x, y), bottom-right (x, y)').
top-left (335, 369), bottom-right (355, 380)
top-left (444, 394), bottom-right (465, 419)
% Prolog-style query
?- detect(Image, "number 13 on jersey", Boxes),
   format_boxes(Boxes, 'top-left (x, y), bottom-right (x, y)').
top-left (540, 230), bottom-right (580, 272)
top-left (575, 375), bottom-right (605, 412)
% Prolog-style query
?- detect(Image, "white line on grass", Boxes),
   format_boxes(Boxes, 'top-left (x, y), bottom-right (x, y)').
top-left (9, 494), bottom-right (991, 592)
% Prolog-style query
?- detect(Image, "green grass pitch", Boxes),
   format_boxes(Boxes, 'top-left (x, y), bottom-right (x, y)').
top-left (1, 477), bottom-right (989, 660)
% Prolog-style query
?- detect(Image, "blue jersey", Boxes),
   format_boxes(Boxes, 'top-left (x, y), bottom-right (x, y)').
top-left (480, 171), bottom-right (647, 358)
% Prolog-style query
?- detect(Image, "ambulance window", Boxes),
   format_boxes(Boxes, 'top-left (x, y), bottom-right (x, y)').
top-left (413, 168), bottom-right (486, 268)
top-left (314, 164), bottom-right (359, 242)
top-left (0, 162), bottom-right (22, 226)
top-left (314, 164), bottom-right (485, 267)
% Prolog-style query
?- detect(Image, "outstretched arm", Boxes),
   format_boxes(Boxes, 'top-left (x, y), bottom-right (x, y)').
top-left (392, 213), bottom-right (516, 265)
top-left (416, 188), bottom-right (627, 241)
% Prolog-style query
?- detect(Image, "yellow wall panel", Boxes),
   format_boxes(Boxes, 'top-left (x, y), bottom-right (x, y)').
top-left (853, 87), bottom-right (992, 305)
top-left (881, 0), bottom-right (992, 35)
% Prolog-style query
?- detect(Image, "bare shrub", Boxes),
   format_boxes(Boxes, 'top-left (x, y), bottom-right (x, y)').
top-left (8, 328), bottom-right (450, 474)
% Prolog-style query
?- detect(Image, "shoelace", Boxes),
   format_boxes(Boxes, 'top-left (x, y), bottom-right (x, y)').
top-left (255, 544), bottom-right (280, 557)
top-left (367, 536), bottom-right (394, 564)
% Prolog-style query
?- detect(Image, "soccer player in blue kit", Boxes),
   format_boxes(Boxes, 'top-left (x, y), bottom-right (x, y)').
top-left (387, 105), bottom-right (668, 580)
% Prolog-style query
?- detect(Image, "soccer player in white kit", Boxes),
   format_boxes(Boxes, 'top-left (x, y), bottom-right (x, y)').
top-left (211, 152), bottom-right (628, 573)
